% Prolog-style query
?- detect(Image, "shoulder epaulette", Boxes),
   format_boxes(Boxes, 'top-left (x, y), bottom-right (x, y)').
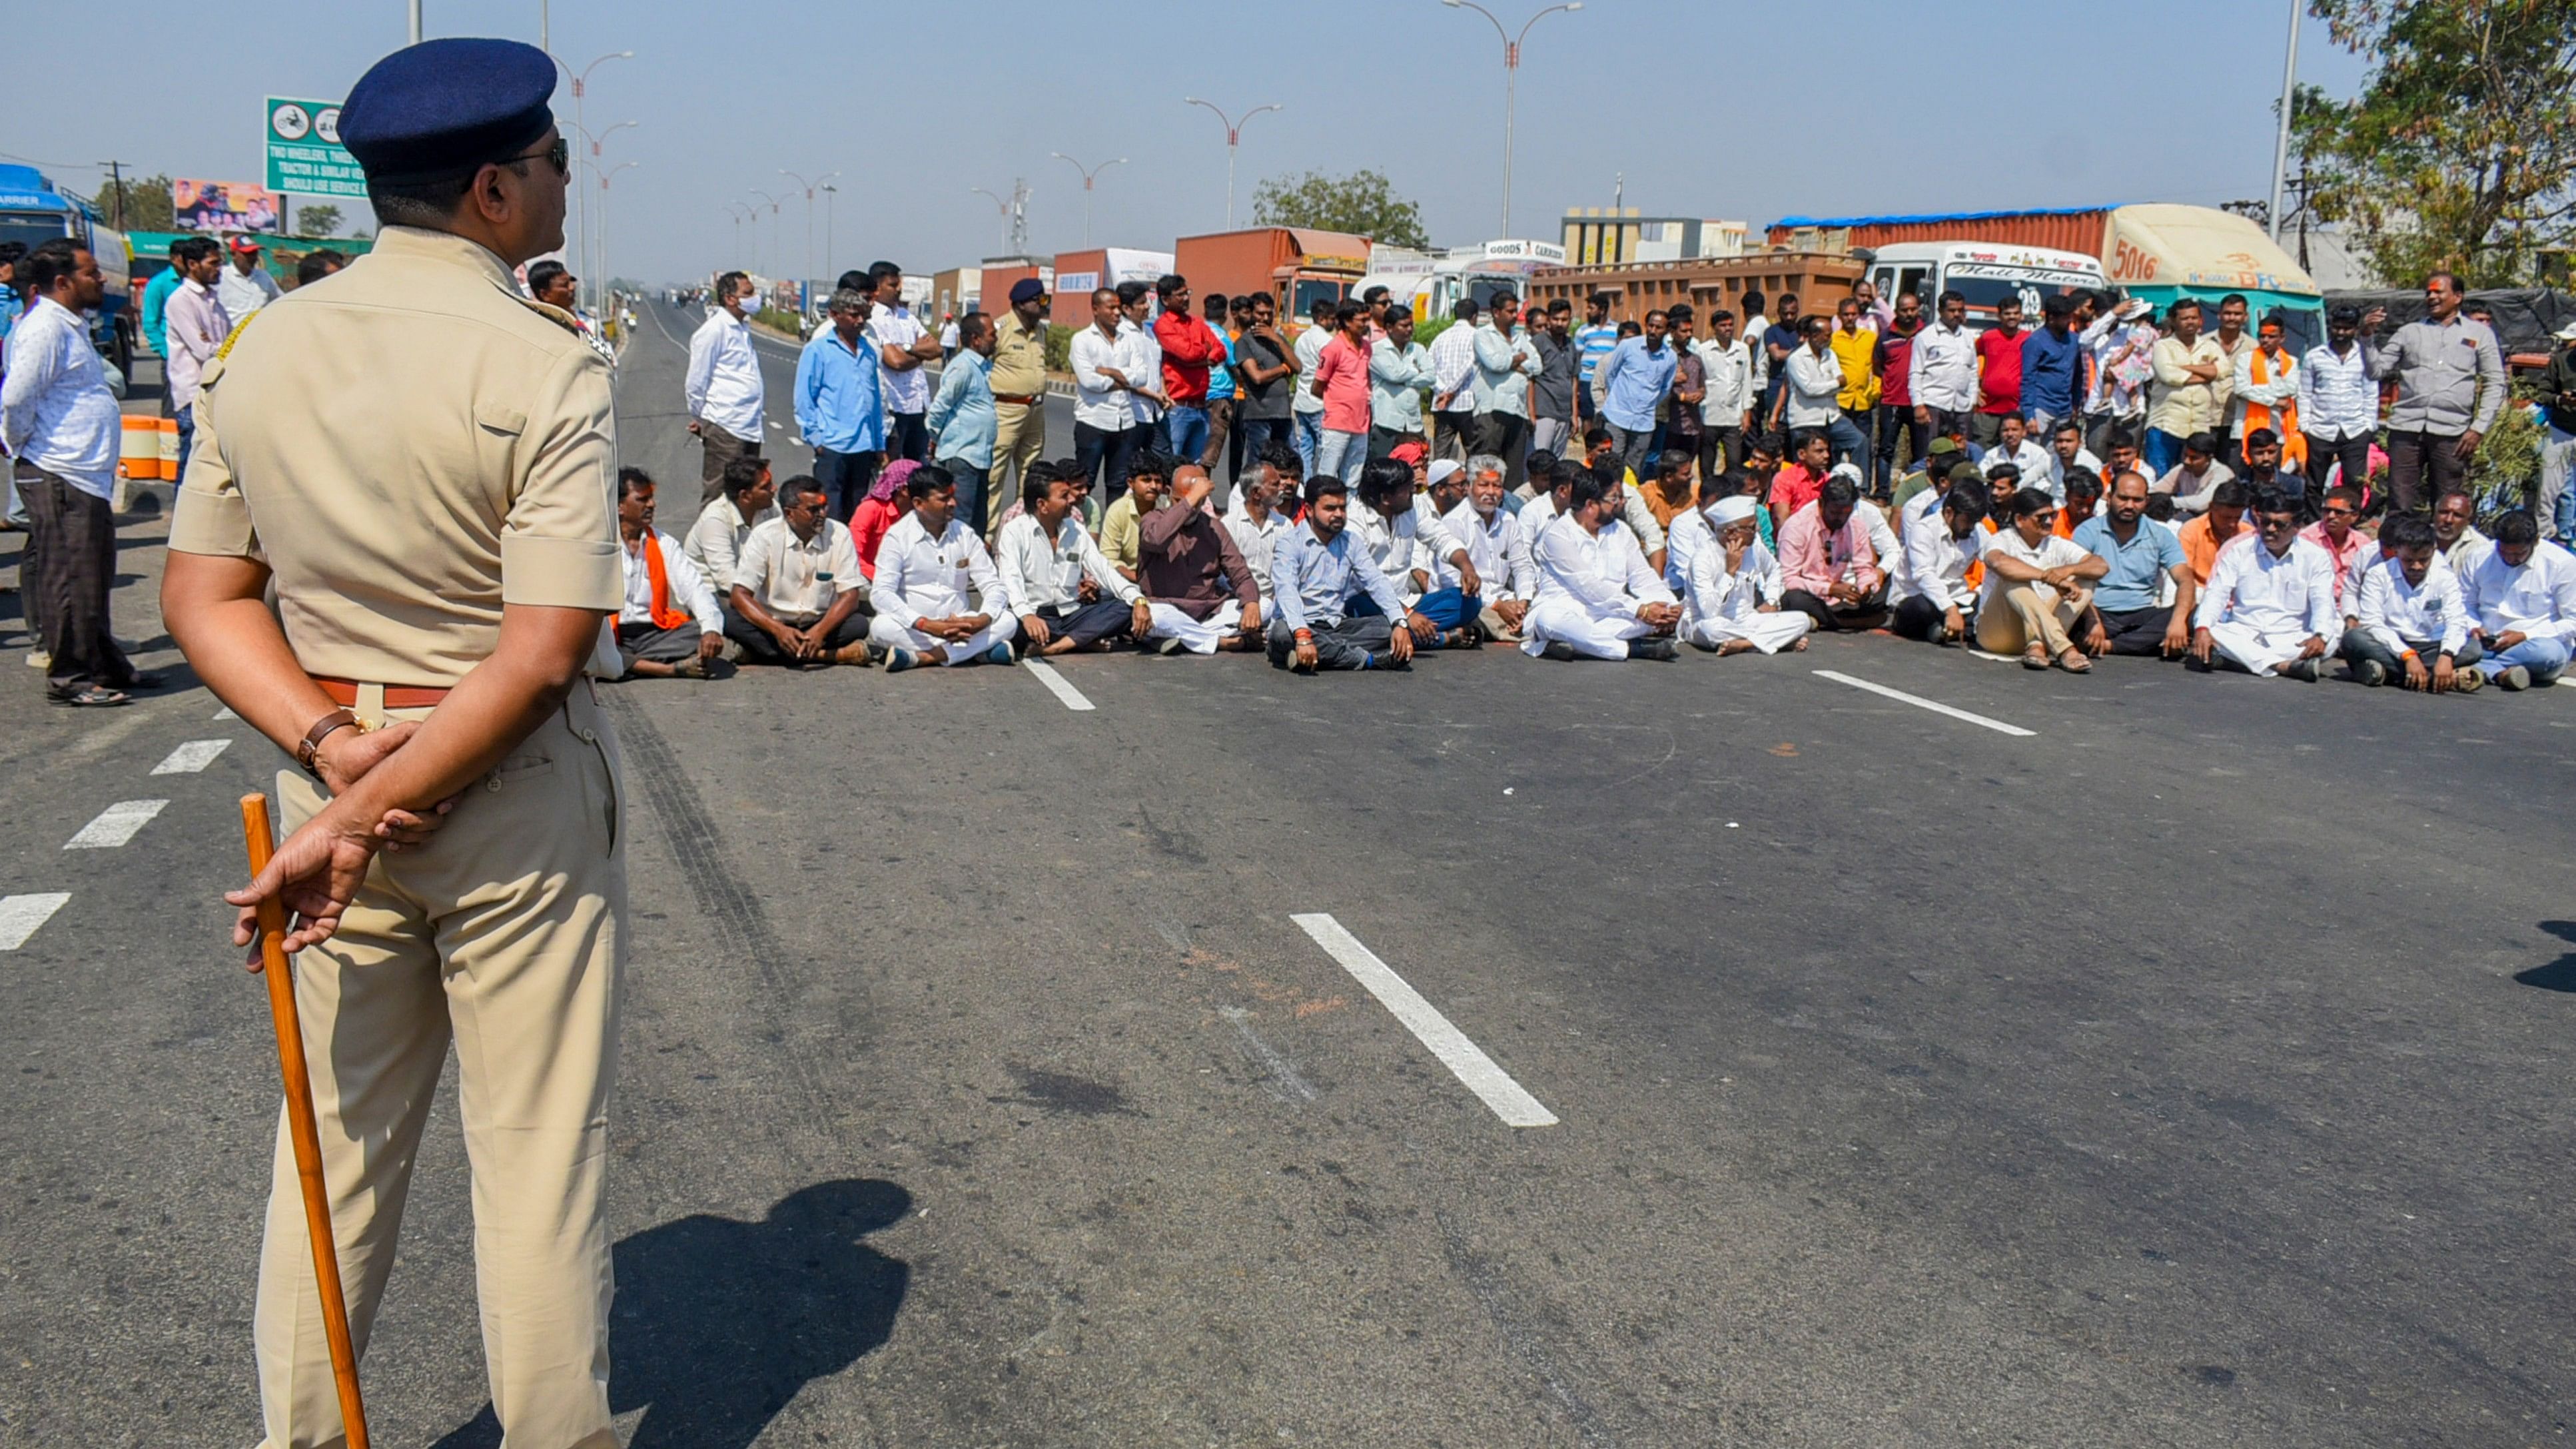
top-left (213, 310), bottom-right (257, 359)
top-left (516, 296), bottom-right (585, 336)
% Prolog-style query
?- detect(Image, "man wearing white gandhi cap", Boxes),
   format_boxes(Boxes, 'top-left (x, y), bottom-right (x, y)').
top-left (1679, 494), bottom-right (1813, 655)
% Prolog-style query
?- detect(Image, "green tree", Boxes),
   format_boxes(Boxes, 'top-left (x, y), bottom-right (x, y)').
top-left (2294, 0), bottom-right (2576, 286)
top-left (83, 172), bottom-right (176, 233)
top-left (295, 205), bottom-right (343, 239)
top-left (1250, 169), bottom-right (1428, 248)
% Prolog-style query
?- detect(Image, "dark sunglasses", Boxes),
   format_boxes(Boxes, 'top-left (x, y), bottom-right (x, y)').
top-left (503, 137), bottom-right (571, 177)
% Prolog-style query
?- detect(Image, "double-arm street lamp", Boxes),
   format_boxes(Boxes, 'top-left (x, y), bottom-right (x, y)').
top-left (1440, 0), bottom-right (1583, 238)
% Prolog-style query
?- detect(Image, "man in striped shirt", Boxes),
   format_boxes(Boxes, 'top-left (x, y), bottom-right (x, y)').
top-left (1574, 291), bottom-right (1619, 422)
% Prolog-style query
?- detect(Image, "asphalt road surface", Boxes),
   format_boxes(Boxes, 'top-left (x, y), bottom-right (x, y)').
top-left (5, 299), bottom-right (2573, 1448)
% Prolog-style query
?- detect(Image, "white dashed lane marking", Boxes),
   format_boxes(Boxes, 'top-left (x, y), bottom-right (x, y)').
top-left (1812, 670), bottom-right (2037, 737)
top-left (1291, 913), bottom-right (1557, 1129)
top-left (0, 894), bottom-right (71, 950)
top-left (151, 739), bottom-right (234, 774)
top-left (65, 800), bottom-right (169, 850)
top-left (213, 706), bottom-right (237, 720)
top-left (1023, 660), bottom-right (1096, 712)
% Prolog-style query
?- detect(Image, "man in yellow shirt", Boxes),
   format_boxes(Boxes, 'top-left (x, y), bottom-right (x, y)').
top-left (1831, 296), bottom-right (1881, 495)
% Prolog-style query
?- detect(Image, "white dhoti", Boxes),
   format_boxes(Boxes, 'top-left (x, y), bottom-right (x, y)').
top-left (1683, 609), bottom-right (1812, 654)
top-left (1520, 596), bottom-right (1652, 660)
top-left (869, 612), bottom-right (1019, 664)
top-left (2204, 620), bottom-right (2314, 676)
top-left (1143, 601), bottom-right (1230, 654)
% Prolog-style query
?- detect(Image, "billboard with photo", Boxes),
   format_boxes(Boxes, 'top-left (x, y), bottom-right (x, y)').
top-left (172, 178), bottom-right (283, 234)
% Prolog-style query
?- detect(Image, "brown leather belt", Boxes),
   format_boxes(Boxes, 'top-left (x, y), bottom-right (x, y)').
top-left (313, 676), bottom-right (452, 710)
top-left (994, 392), bottom-right (1042, 406)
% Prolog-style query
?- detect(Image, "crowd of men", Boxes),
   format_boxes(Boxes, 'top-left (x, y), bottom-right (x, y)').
top-left (653, 261), bottom-right (2576, 692)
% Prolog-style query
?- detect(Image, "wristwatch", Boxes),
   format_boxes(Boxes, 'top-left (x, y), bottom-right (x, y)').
top-left (297, 708), bottom-right (360, 780)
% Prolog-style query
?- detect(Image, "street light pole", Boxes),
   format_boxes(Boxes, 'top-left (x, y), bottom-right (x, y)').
top-left (2268, 0), bottom-right (2301, 242)
top-left (725, 203), bottom-right (753, 275)
top-left (821, 183), bottom-right (838, 283)
top-left (596, 161), bottom-right (635, 307)
top-left (749, 189), bottom-right (783, 280)
top-left (409, 0), bottom-right (421, 44)
top-left (972, 187), bottom-right (1014, 255)
top-left (552, 50), bottom-right (634, 310)
top-left (1441, 0), bottom-right (1583, 239)
top-left (1183, 99), bottom-right (1282, 231)
top-left (780, 169), bottom-right (838, 300)
top-left (1050, 153), bottom-right (1127, 246)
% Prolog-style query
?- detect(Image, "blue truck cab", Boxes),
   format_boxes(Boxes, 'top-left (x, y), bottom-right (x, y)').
top-left (0, 163), bottom-right (136, 376)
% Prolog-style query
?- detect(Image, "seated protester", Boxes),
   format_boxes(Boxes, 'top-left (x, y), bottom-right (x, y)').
top-left (2431, 487), bottom-right (2491, 576)
top-left (1637, 446), bottom-right (1700, 540)
top-left (1889, 484), bottom-right (1990, 644)
top-left (867, 464), bottom-right (1019, 670)
top-left (1443, 454), bottom-right (1537, 642)
top-left (1138, 464), bottom-right (1265, 653)
top-left (2156, 430), bottom-right (2234, 514)
top-left (850, 458), bottom-right (916, 580)
top-left (1977, 463), bottom-right (2024, 544)
top-left (2235, 427), bottom-right (2303, 510)
top-left (2072, 469), bottom-right (2196, 658)
top-left (2100, 428), bottom-right (2145, 494)
top-left (2459, 508), bottom-right (2576, 690)
top-left (683, 453), bottom-right (780, 594)
top-left (1100, 451), bottom-right (1172, 581)
top-left (2177, 478), bottom-right (2252, 587)
top-left (1775, 475), bottom-right (1889, 632)
top-left (1662, 465), bottom-right (1728, 590)
top-left (1575, 429), bottom-right (1673, 572)
top-left (1839, 462), bottom-right (1903, 574)
top-left (1888, 436), bottom-right (1967, 520)
top-left (610, 468), bottom-right (725, 679)
top-left (2297, 485), bottom-right (2378, 628)
top-left (1266, 473), bottom-right (1426, 672)
top-left (1224, 446), bottom-right (1297, 584)
top-left (2042, 419), bottom-right (2104, 502)
top-left (1679, 494), bottom-right (1811, 656)
top-left (1973, 412), bottom-right (2051, 488)
top-left (2341, 510), bottom-right (2481, 692)
top-left (726, 474), bottom-right (876, 668)
top-left (1769, 428), bottom-right (1834, 531)
top-left (2188, 484), bottom-right (2338, 680)
top-left (2052, 467), bottom-right (2104, 537)
top-left (1352, 458), bottom-right (1479, 645)
top-left (1977, 488), bottom-right (2108, 671)
top-left (995, 464), bottom-right (1152, 656)
top-left (1521, 467), bottom-right (1682, 661)
top-left (1902, 458), bottom-right (1984, 534)
top-left (1422, 456), bottom-right (1472, 520)
top-left (1515, 454), bottom-right (1581, 535)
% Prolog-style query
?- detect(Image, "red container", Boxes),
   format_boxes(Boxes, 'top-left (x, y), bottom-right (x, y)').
top-left (1766, 210), bottom-right (2114, 260)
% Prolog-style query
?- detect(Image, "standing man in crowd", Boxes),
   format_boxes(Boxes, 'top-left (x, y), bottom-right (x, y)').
top-left (2019, 294), bottom-right (2082, 442)
top-left (2364, 273), bottom-right (2507, 516)
top-left (1232, 292), bottom-right (1295, 469)
top-left (1596, 307), bottom-right (1677, 478)
top-left (687, 269), bottom-right (766, 500)
top-left (2146, 298), bottom-right (2224, 477)
top-left (216, 235), bottom-right (283, 323)
top-left (1695, 308), bottom-right (1755, 482)
top-left (2233, 312), bottom-right (2306, 488)
top-left (1291, 294), bottom-right (1336, 472)
top-left (1198, 291), bottom-right (1236, 481)
top-left (1910, 290), bottom-right (1975, 446)
top-left (1312, 301), bottom-right (1375, 482)
top-left (2299, 303), bottom-right (2377, 503)
top-left (1829, 296), bottom-right (1880, 484)
top-left (1970, 294), bottom-right (2024, 446)
top-left (1871, 292), bottom-right (1923, 495)
top-left (1529, 298), bottom-right (1578, 461)
top-left (929, 310), bottom-right (999, 534)
top-left (161, 40), bottom-right (629, 1440)
top-left (1152, 273), bottom-right (1226, 463)
top-left (1472, 290), bottom-right (1541, 493)
top-left (2538, 320), bottom-right (2576, 542)
top-left (988, 277), bottom-right (1052, 535)
top-left (1574, 291), bottom-right (1619, 424)
top-left (1759, 292), bottom-right (1803, 424)
top-left (1071, 286), bottom-right (1142, 494)
top-left (1369, 302), bottom-right (1436, 460)
top-left (867, 261), bottom-right (941, 462)
top-left (1777, 316), bottom-right (1863, 466)
top-left (1428, 296), bottom-right (1482, 464)
top-left (139, 236), bottom-right (185, 360)
top-left (794, 286), bottom-right (884, 521)
top-left (162, 236), bottom-right (230, 479)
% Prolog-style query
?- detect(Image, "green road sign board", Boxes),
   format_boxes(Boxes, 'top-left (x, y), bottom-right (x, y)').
top-left (264, 97), bottom-right (366, 199)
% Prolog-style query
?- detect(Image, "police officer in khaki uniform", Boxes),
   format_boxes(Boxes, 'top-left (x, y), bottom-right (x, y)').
top-left (162, 39), bottom-right (626, 1449)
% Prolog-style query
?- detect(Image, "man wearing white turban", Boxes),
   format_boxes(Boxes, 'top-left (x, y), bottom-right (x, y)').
top-left (1679, 494), bottom-right (1813, 654)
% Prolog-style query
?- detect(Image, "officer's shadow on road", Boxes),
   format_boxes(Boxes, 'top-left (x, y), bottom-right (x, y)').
top-left (2515, 921), bottom-right (2576, 992)
top-left (432, 1177), bottom-right (913, 1449)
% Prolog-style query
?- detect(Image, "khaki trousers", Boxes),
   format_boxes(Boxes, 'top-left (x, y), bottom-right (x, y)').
top-left (1974, 581), bottom-right (2086, 658)
top-left (989, 400), bottom-right (1048, 535)
top-left (257, 685), bottom-right (627, 1449)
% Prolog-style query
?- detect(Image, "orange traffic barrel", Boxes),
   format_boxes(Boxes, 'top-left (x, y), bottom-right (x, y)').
top-left (157, 417), bottom-right (181, 478)
top-left (119, 415), bottom-right (161, 480)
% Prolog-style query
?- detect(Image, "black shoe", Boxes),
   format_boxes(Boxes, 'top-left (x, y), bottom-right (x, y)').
top-left (2283, 656), bottom-right (2321, 682)
top-left (2354, 658), bottom-right (2387, 687)
top-left (1629, 636), bottom-right (1678, 662)
top-left (1540, 641), bottom-right (1578, 662)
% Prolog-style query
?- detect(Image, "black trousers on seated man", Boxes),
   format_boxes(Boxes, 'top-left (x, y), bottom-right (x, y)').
top-left (1889, 594), bottom-right (1961, 642)
top-left (721, 603), bottom-right (873, 666)
top-left (615, 620), bottom-right (703, 674)
top-left (1034, 600), bottom-right (1138, 650)
top-left (2094, 605), bottom-right (2181, 656)
top-left (1266, 616), bottom-right (1396, 672)
top-left (1778, 584), bottom-right (1888, 633)
top-left (2339, 630), bottom-right (2482, 674)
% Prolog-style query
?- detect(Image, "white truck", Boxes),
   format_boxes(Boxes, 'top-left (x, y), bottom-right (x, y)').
top-left (1358, 239), bottom-right (1568, 324)
top-left (1859, 241), bottom-right (2105, 326)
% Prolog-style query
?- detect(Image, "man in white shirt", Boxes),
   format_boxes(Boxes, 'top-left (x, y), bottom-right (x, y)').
top-left (1520, 469), bottom-right (1681, 661)
top-left (1225, 447), bottom-right (1297, 586)
top-left (683, 454), bottom-right (780, 594)
top-left (215, 235), bottom-right (283, 323)
top-left (995, 463), bottom-right (1152, 654)
top-left (2459, 508), bottom-right (2576, 690)
top-left (865, 261), bottom-right (942, 462)
top-left (1069, 286), bottom-right (1145, 494)
top-left (1443, 454), bottom-right (1535, 642)
top-left (2433, 487), bottom-right (2493, 576)
top-left (868, 464), bottom-right (1019, 670)
top-left (2156, 430), bottom-right (2236, 515)
top-left (1353, 458), bottom-right (1478, 646)
top-left (2041, 420), bottom-right (2105, 502)
top-left (725, 474), bottom-right (875, 667)
top-left (1978, 487), bottom-right (2108, 670)
top-left (2300, 304), bottom-right (2378, 498)
top-left (1976, 412), bottom-right (2052, 487)
top-left (1680, 494), bottom-right (1811, 655)
top-left (2340, 511), bottom-right (2480, 692)
top-left (2190, 485), bottom-right (2339, 680)
top-left (1693, 309), bottom-right (1757, 477)
top-left (1773, 316), bottom-right (1857, 464)
top-left (1427, 297), bottom-right (1482, 464)
top-left (686, 270), bottom-right (766, 495)
top-left (1116, 280), bottom-right (1166, 442)
top-left (1889, 485), bottom-right (1990, 644)
top-left (1907, 290), bottom-right (1977, 440)
top-left (161, 236), bottom-right (230, 479)
top-left (610, 469), bottom-right (723, 679)
top-left (1471, 290), bottom-right (1543, 494)
top-left (3, 243), bottom-right (146, 704)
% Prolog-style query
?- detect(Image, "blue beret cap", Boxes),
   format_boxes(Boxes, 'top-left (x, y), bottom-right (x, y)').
top-left (339, 38), bottom-right (558, 185)
top-left (1009, 278), bottom-right (1045, 304)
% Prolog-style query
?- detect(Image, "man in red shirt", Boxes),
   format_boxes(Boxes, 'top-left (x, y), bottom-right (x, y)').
top-left (1972, 295), bottom-right (2026, 449)
top-left (1768, 429), bottom-right (1835, 531)
top-left (1872, 291), bottom-right (1923, 496)
top-left (1152, 272), bottom-right (1228, 465)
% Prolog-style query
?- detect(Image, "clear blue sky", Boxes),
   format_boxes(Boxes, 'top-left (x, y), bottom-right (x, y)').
top-left (9, 0), bottom-right (2370, 286)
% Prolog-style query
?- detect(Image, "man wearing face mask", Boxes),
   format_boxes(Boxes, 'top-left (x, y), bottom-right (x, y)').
top-left (687, 267), bottom-right (767, 497)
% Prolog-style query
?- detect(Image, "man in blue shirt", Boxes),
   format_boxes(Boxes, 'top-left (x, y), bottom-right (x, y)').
top-left (139, 239), bottom-right (187, 358)
top-left (1198, 290), bottom-right (1237, 482)
top-left (2072, 468), bottom-right (2196, 657)
top-left (794, 287), bottom-right (887, 522)
top-left (2019, 293), bottom-right (2084, 440)
top-left (1266, 472), bottom-right (1426, 672)
top-left (928, 311), bottom-right (999, 534)
top-left (1595, 310), bottom-right (1679, 480)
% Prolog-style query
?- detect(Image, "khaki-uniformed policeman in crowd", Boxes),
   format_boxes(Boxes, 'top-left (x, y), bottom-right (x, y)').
top-left (162, 38), bottom-right (628, 1449)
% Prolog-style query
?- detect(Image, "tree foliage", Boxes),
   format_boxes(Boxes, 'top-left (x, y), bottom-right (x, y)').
top-left (82, 172), bottom-right (176, 233)
top-left (2295, 0), bottom-right (2576, 287)
top-left (1250, 169), bottom-right (1428, 249)
top-left (294, 205), bottom-right (343, 239)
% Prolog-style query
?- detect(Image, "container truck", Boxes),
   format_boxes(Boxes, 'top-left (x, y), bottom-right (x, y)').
top-left (1048, 246), bottom-right (1174, 328)
top-left (1356, 239), bottom-right (1568, 324)
top-left (1171, 227), bottom-right (1372, 331)
top-left (0, 164), bottom-right (135, 375)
